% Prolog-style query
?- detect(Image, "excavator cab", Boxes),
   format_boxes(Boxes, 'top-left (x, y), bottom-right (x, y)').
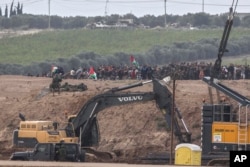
top-left (68, 115), bottom-right (76, 123)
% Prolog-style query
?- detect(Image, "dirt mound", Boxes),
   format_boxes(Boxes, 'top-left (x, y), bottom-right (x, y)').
top-left (0, 75), bottom-right (249, 162)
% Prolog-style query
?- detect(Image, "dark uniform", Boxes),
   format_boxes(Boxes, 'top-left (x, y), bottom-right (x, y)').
top-left (50, 74), bottom-right (62, 95)
top-left (58, 144), bottom-right (67, 161)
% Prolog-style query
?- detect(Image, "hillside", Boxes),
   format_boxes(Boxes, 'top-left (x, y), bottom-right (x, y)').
top-left (1, 28), bottom-right (250, 66)
top-left (0, 75), bottom-right (250, 162)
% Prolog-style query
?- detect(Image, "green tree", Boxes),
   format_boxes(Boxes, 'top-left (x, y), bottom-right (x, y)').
top-left (211, 14), bottom-right (225, 27)
top-left (16, 2), bottom-right (23, 15)
top-left (94, 16), bottom-right (103, 23)
top-left (178, 13), bottom-right (193, 27)
top-left (0, 8), bottom-right (2, 16)
top-left (233, 16), bottom-right (241, 27)
top-left (62, 16), bottom-right (87, 29)
top-left (106, 14), bottom-right (119, 25)
top-left (1, 17), bottom-right (10, 28)
top-left (241, 15), bottom-right (250, 27)
top-left (192, 13), bottom-right (210, 27)
top-left (50, 16), bottom-right (63, 28)
top-left (4, 5), bottom-right (8, 18)
top-left (10, 0), bottom-right (16, 17)
top-left (10, 15), bottom-right (23, 28)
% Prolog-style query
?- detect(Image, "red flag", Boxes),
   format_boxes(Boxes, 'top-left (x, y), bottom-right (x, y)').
top-left (89, 67), bottom-right (95, 75)
top-left (130, 55), bottom-right (135, 63)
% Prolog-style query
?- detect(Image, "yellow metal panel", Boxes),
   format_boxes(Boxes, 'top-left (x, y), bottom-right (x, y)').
top-left (18, 120), bottom-right (81, 144)
top-left (36, 131), bottom-right (47, 142)
top-left (212, 122), bottom-right (238, 143)
top-left (47, 134), bottom-right (60, 143)
top-left (59, 130), bottom-right (67, 138)
top-left (19, 121), bottom-right (54, 131)
top-left (248, 127), bottom-right (250, 143)
top-left (62, 137), bottom-right (79, 144)
top-left (18, 131), bottom-right (36, 138)
top-left (212, 122), bottom-right (250, 144)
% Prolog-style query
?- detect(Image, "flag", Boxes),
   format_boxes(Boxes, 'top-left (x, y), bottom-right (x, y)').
top-left (130, 55), bottom-right (135, 63)
top-left (89, 66), bottom-right (95, 75)
top-left (130, 55), bottom-right (139, 68)
top-left (89, 66), bottom-right (97, 80)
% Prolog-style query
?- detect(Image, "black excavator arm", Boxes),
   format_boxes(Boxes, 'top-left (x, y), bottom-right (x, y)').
top-left (66, 79), bottom-right (191, 147)
top-left (203, 1), bottom-right (250, 106)
top-left (203, 76), bottom-right (250, 106)
top-left (211, 1), bottom-right (238, 81)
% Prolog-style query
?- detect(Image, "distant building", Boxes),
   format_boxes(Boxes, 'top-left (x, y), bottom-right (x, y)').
top-left (118, 19), bottom-right (134, 25)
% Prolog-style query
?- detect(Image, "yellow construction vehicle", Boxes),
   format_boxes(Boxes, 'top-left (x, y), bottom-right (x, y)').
top-left (13, 78), bottom-right (191, 149)
top-left (13, 116), bottom-right (78, 148)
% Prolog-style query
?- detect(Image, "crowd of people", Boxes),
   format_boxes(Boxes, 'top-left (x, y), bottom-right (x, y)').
top-left (50, 61), bottom-right (250, 81)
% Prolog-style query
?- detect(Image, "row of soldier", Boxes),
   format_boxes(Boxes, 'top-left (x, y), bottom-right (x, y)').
top-left (50, 62), bottom-right (250, 81)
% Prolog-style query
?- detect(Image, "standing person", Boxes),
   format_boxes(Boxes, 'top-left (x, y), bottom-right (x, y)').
top-left (57, 143), bottom-right (67, 161)
top-left (141, 65), bottom-right (147, 80)
top-left (199, 67), bottom-right (204, 79)
top-left (240, 65), bottom-right (245, 80)
top-left (76, 67), bottom-right (83, 79)
top-left (51, 65), bottom-right (58, 77)
top-left (147, 65), bottom-right (153, 80)
top-left (228, 64), bottom-right (234, 80)
top-left (50, 74), bottom-right (62, 96)
top-left (70, 68), bottom-right (76, 79)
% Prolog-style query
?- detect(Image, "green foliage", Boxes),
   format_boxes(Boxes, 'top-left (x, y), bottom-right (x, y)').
top-left (242, 16), bottom-right (250, 27)
top-left (0, 28), bottom-right (249, 65)
top-left (4, 5), bottom-right (8, 18)
top-left (0, 28), bottom-right (250, 75)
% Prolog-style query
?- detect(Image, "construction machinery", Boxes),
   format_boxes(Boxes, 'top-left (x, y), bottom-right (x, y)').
top-left (13, 116), bottom-right (79, 148)
top-left (200, 77), bottom-right (250, 165)
top-left (10, 142), bottom-right (85, 162)
top-left (13, 79), bottom-right (191, 148)
top-left (201, 0), bottom-right (250, 165)
top-left (12, 78), bottom-right (191, 161)
top-left (142, 1), bottom-right (244, 166)
top-left (66, 79), bottom-right (191, 148)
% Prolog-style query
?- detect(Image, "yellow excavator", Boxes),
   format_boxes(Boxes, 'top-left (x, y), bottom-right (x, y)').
top-left (13, 114), bottom-right (78, 147)
top-left (12, 78), bottom-right (191, 163)
top-left (13, 79), bottom-right (191, 149)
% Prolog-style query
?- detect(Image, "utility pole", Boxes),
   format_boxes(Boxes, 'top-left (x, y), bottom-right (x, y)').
top-left (48, 0), bottom-right (51, 29)
top-left (202, 0), bottom-right (204, 13)
top-left (105, 0), bottom-right (109, 22)
top-left (164, 0), bottom-right (167, 27)
top-left (170, 77), bottom-right (176, 165)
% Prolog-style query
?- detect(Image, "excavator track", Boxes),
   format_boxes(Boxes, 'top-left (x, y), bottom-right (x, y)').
top-left (84, 147), bottom-right (116, 162)
top-left (206, 158), bottom-right (230, 166)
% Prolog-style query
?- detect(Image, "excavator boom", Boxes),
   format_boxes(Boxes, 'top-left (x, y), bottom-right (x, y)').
top-left (67, 79), bottom-right (191, 147)
top-left (211, 1), bottom-right (237, 80)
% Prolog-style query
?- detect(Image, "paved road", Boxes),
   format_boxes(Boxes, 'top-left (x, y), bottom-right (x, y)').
top-left (0, 161), bottom-right (205, 167)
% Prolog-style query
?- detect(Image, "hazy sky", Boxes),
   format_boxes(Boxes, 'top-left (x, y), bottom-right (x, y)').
top-left (0, 0), bottom-right (249, 17)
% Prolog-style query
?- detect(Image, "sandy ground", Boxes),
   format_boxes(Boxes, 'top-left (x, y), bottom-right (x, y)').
top-left (0, 160), bottom-right (210, 167)
top-left (0, 75), bottom-right (249, 164)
